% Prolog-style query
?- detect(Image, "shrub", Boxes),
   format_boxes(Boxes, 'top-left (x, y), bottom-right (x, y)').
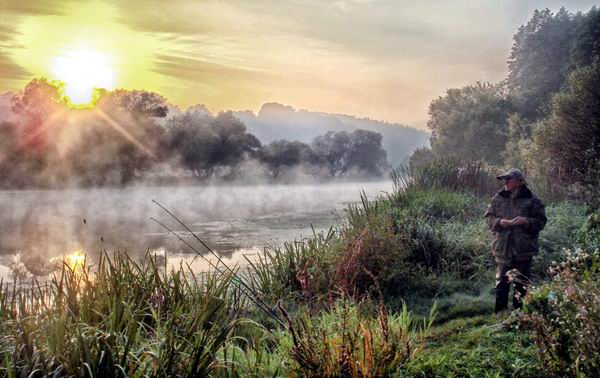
top-left (532, 201), bottom-right (588, 278)
top-left (279, 299), bottom-right (436, 377)
top-left (521, 247), bottom-right (600, 377)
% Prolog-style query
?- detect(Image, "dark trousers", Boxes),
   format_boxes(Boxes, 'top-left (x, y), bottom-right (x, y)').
top-left (495, 258), bottom-right (532, 313)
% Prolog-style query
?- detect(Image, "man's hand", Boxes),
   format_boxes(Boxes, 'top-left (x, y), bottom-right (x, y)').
top-left (499, 219), bottom-right (513, 227)
top-left (512, 216), bottom-right (528, 226)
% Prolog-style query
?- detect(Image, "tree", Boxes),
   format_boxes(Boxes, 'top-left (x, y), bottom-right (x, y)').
top-left (427, 82), bottom-right (511, 165)
top-left (97, 89), bottom-right (169, 118)
top-left (311, 131), bottom-right (353, 176)
top-left (259, 140), bottom-right (313, 177)
top-left (345, 129), bottom-right (388, 176)
top-left (507, 8), bottom-right (582, 120)
top-left (166, 110), bottom-right (260, 177)
top-left (408, 147), bottom-right (434, 170)
top-left (532, 61), bottom-right (600, 198)
top-left (571, 6), bottom-right (600, 69)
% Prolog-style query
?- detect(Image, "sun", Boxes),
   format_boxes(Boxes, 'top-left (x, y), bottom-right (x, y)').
top-left (52, 50), bottom-right (115, 106)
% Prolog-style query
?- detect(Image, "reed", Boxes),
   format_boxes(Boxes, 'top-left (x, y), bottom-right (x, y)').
top-left (391, 157), bottom-right (497, 198)
top-left (0, 252), bottom-right (244, 377)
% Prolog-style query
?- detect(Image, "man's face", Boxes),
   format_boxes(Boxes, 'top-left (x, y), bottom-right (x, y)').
top-left (503, 178), bottom-right (522, 192)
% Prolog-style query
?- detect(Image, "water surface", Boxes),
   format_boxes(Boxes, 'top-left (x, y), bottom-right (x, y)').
top-left (0, 181), bottom-right (393, 280)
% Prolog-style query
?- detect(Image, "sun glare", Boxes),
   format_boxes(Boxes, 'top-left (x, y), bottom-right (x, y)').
top-left (65, 249), bottom-right (86, 271)
top-left (52, 50), bottom-right (115, 106)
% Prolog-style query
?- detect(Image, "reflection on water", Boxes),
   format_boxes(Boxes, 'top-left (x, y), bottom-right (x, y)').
top-left (0, 181), bottom-right (393, 280)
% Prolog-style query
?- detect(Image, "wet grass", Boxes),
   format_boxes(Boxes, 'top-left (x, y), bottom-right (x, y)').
top-left (0, 158), bottom-right (593, 376)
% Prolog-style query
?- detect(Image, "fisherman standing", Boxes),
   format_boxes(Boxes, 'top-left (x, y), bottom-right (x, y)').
top-left (484, 169), bottom-right (547, 313)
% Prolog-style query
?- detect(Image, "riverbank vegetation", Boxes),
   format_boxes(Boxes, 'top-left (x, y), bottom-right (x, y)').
top-left (1, 156), bottom-right (597, 376)
top-left (1, 5), bottom-right (600, 377)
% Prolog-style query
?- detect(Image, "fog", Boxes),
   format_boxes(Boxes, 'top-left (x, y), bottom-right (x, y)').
top-left (235, 102), bottom-right (429, 167)
top-left (0, 80), bottom-right (409, 189)
top-left (0, 79), bottom-right (401, 279)
top-left (0, 181), bottom-right (393, 280)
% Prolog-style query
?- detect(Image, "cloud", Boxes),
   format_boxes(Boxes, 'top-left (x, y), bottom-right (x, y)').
top-left (152, 53), bottom-right (262, 82)
top-left (0, 0), bottom-right (70, 16)
top-left (0, 51), bottom-right (30, 79)
top-left (108, 0), bottom-right (231, 36)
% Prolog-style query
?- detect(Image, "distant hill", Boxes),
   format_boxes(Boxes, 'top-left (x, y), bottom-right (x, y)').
top-left (234, 102), bottom-right (429, 167)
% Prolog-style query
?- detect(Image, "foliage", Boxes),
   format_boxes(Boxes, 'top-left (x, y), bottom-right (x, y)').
top-left (0, 80), bottom-right (392, 189)
top-left (166, 109), bottom-right (261, 177)
top-left (408, 146), bottom-right (434, 170)
top-left (570, 6), bottom-right (600, 70)
top-left (427, 82), bottom-right (511, 165)
top-left (521, 244), bottom-right (600, 377)
top-left (507, 8), bottom-right (582, 120)
top-left (532, 202), bottom-right (589, 278)
top-left (258, 139), bottom-right (316, 178)
top-left (402, 316), bottom-right (543, 377)
top-left (279, 299), bottom-right (436, 377)
top-left (311, 129), bottom-right (388, 177)
top-left (391, 157), bottom-right (498, 198)
top-left (0, 253), bottom-right (243, 377)
top-left (531, 61), bottom-right (600, 202)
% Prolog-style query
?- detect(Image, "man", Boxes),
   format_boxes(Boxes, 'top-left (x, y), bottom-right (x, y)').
top-left (484, 168), bottom-right (547, 313)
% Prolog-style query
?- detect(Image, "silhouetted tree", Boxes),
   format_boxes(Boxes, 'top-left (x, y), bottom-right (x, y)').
top-left (345, 129), bottom-right (388, 176)
top-left (166, 110), bottom-right (260, 177)
top-left (259, 140), bottom-right (314, 177)
top-left (311, 131), bottom-right (352, 176)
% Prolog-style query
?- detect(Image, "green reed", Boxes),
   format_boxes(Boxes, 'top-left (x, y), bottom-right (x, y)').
top-left (0, 252), bottom-right (245, 377)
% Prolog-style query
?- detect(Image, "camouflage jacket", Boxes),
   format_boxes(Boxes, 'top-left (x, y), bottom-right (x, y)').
top-left (484, 186), bottom-right (547, 263)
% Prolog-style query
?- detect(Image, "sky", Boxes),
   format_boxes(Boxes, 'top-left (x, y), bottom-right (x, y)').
top-left (0, 0), bottom-right (598, 129)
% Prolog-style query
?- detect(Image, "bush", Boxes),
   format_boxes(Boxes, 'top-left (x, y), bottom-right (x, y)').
top-left (532, 201), bottom-right (588, 278)
top-left (279, 299), bottom-right (436, 377)
top-left (248, 178), bottom-right (495, 303)
top-left (521, 246), bottom-right (600, 377)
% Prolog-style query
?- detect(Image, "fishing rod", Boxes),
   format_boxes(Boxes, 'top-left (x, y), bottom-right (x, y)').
top-left (151, 200), bottom-right (275, 305)
top-left (150, 216), bottom-right (286, 328)
top-left (150, 201), bottom-right (286, 327)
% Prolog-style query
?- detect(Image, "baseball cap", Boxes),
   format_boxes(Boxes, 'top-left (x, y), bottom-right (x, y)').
top-left (496, 168), bottom-right (526, 184)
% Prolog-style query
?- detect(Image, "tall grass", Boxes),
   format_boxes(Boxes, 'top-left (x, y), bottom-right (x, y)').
top-left (279, 299), bottom-right (437, 377)
top-left (391, 157), bottom-right (497, 198)
top-left (0, 252), bottom-right (244, 377)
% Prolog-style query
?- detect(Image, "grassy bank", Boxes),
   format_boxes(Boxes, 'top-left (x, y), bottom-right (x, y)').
top-left (1, 158), bottom-right (597, 377)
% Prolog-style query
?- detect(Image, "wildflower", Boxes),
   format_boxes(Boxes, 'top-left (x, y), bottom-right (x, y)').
top-left (548, 291), bottom-right (557, 304)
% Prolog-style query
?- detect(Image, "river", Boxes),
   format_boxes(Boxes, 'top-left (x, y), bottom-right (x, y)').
top-left (0, 181), bottom-right (393, 280)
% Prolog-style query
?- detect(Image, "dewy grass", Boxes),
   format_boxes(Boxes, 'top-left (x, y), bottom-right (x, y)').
top-left (278, 299), bottom-right (437, 377)
top-left (391, 157), bottom-right (497, 198)
top-left (0, 157), bottom-right (591, 376)
top-left (0, 252), bottom-right (245, 376)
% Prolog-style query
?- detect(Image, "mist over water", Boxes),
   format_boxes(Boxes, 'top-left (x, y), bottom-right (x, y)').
top-left (0, 181), bottom-right (393, 279)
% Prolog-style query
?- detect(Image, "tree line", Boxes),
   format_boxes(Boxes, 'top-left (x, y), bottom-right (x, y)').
top-left (0, 80), bottom-right (388, 188)
top-left (412, 7), bottom-right (600, 201)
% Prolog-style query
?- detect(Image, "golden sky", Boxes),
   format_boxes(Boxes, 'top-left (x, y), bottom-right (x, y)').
top-left (0, 0), bottom-right (597, 129)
